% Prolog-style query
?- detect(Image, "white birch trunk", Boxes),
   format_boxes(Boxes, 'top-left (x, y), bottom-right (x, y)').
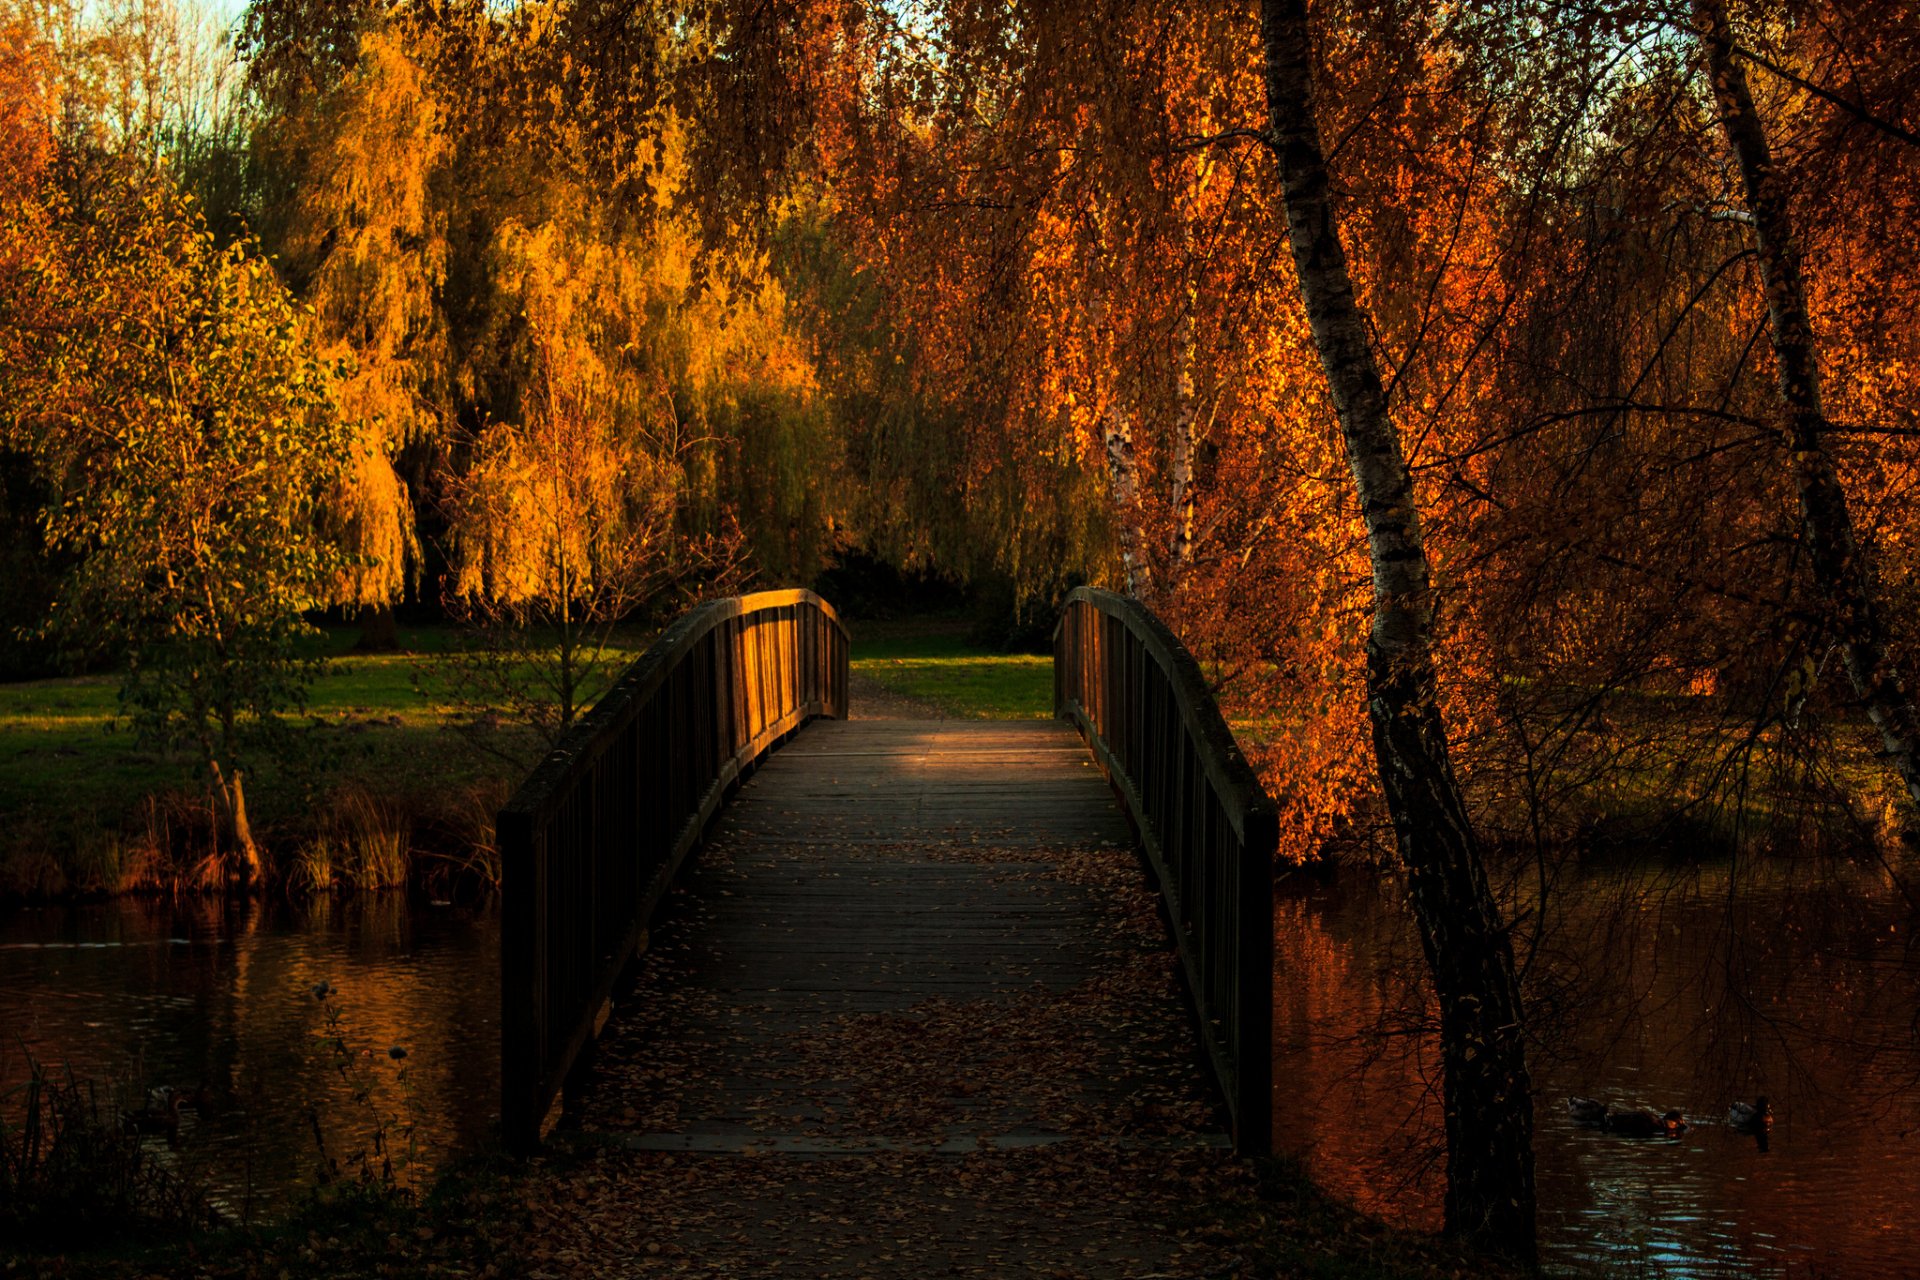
top-left (1168, 307), bottom-right (1198, 582)
top-left (1104, 397), bottom-right (1152, 598)
top-left (1259, 0), bottom-right (1536, 1260)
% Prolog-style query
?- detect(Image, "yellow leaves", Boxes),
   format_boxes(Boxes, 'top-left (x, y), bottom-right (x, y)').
top-left (0, 12), bottom-right (58, 199)
top-left (295, 21), bottom-right (450, 383)
top-left (2, 165), bottom-right (350, 758)
top-left (326, 440), bottom-right (417, 607)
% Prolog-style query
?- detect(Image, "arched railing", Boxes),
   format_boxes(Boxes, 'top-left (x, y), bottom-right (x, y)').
top-left (499, 589), bottom-right (848, 1153)
top-left (1054, 587), bottom-right (1274, 1155)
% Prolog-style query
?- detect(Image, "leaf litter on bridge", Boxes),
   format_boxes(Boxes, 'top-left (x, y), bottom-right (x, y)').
top-left (534, 833), bottom-right (1247, 1276)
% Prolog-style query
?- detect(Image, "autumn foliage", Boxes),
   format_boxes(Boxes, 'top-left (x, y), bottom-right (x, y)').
top-left (1, 0), bottom-right (1916, 873)
top-left (7, 0), bottom-right (1920, 1263)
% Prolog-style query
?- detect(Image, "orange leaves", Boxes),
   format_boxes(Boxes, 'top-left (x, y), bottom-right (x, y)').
top-left (814, 4), bottom-right (1395, 854)
top-left (0, 12), bottom-right (56, 198)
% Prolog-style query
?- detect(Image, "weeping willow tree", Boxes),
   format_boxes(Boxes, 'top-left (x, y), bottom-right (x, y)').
top-left (436, 109), bottom-right (836, 744)
top-left (280, 20), bottom-right (450, 647)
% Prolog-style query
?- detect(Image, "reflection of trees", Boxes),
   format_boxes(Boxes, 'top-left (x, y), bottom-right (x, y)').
top-left (2, 894), bottom-right (499, 1214)
top-left (1275, 863), bottom-right (1920, 1269)
top-left (1526, 862), bottom-right (1920, 1119)
top-left (1272, 880), bottom-right (1444, 1229)
top-left (213, 896), bottom-right (409, 1200)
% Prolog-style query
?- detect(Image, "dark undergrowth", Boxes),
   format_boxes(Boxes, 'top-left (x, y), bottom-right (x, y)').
top-left (1188, 1155), bottom-right (1526, 1280)
top-left (8, 1148), bottom-right (1520, 1280)
top-left (6, 1159), bottom-right (532, 1279)
top-left (1, 1058), bottom-right (218, 1251)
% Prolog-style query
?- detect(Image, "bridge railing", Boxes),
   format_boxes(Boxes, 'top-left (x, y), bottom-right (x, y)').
top-left (498, 589), bottom-right (847, 1153)
top-left (1054, 587), bottom-right (1274, 1155)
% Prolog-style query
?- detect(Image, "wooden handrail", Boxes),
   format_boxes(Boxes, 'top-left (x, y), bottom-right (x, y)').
top-left (1053, 587), bottom-right (1274, 1155)
top-left (498, 589), bottom-right (848, 1153)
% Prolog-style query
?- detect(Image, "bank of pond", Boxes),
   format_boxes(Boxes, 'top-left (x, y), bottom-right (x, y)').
top-left (3, 857), bottom-right (1914, 1276)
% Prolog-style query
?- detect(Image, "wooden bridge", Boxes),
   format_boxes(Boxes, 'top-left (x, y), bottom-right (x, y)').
top-left (497, 589), bottom-right (1277, 1271)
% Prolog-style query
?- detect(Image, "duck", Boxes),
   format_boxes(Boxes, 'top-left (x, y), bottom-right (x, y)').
top-left (1727, 1096), bottom-right (1772, 1132)
top-left (1604, 1108), bottom-right (1688, 1138)
top-left (121, 1091), bottom-right (186, 1138)
top-left (1567, 1096), bottom-right (1611, 1126)
top-left (123, 1084), bottom-right (210, 1136)
top-left (152, 1084), bottom-right (208, 1112)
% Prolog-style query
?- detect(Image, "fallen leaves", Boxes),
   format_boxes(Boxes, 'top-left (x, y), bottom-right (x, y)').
top-left (537, 828), bottom-right (1241, 1275)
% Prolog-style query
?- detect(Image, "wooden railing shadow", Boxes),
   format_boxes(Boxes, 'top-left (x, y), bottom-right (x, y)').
top-left (498, 589), bottom-right (847, 1153)
top-left (1054, 587), bottom-right (1275, 1155)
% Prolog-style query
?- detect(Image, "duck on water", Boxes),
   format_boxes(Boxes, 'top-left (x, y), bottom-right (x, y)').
top-left (120, 1085), bottom-right (207, 1142)
top-left (1567, 1097), bottom-right (1688, 1137)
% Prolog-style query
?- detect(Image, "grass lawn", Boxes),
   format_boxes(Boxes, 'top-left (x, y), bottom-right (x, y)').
top-left (846, 617), bottom-right (1054, 719)
top-left (0, 628), bottom-right (526, 823)
top-left (0, 625), bottom-right (650, 896)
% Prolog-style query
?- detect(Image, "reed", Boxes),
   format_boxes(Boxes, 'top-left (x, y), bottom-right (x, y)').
top-left (0, 1052), bottom-right (214, 1245)
top-left (324, 787), bottom-right (412, 890)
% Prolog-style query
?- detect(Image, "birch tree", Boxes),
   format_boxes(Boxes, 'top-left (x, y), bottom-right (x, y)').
top-left (1257, 0), bottom-right (1536, 1260)
top-left (1689, 0), bottom-right (1920, 809)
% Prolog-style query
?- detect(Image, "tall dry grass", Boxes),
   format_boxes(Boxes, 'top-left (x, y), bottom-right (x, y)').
top-left (3, 777), bottom-right (510, 900)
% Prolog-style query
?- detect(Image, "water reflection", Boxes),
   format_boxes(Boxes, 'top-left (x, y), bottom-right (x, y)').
top-left (8, 863), bottom-right (1916, 1270)
top-left (1271, 864), bottom-right (1920, 1276)
top-left (0, 895), bottom-right (498, 1219)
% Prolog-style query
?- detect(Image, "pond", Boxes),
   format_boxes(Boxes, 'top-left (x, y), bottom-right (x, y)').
top-left (1272, 861), bottom-right (1920, 1277)
top-left (4, 862), bottom-right (1917, 1274)
top-left (0, 895), bottom-right (498, 1220)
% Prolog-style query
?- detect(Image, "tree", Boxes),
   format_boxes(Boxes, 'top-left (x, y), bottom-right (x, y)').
top-left (1689, 0), bottom-right (1920, 810)
top-left (1257, 0), bottom-right (1536, 1261)
top-left (280, 19), bottom-right (452, 649)
top-left (443, 311), bottom-right (743, 747)
top-left (0, 6), bottom-right (55, 199)
top-left (435, 126), bottom-right (791, 745)
top-left (0, 178), bottom-right (352, 880)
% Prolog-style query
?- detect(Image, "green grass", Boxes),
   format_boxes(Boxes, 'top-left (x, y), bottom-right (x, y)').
top-left (846, 618), bottom-right (1054, 719)
top-left (0, 628), bottom-right (496, 821)
top-left (0, 624), bottom-right (651, 895)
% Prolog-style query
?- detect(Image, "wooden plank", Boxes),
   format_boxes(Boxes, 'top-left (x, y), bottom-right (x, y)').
top-left (565, 716), bottom-right (1227, 1152)
top-left (532, 715), bottom-right (1251, 1275)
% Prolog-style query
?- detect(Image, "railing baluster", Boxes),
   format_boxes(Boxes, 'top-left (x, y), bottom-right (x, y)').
top-left (1052, 588), bottom-right (1276, 1157)
top-left (498, 591), bottom-right (849, 1155)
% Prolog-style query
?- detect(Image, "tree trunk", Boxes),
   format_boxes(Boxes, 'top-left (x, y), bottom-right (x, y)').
top-left (1258, 0), bottom-right (1537, 1262)
top-left (1693, 0), bottom-right (1920, 809)
top-left (1168, 309), bottom-right (1198, 584)
top-left (212, 760), bottom-right (262, 884)
top-left (1104, 399), bottom-right (1153, 597)
top-left (354, 602), bottom-right (400, 652)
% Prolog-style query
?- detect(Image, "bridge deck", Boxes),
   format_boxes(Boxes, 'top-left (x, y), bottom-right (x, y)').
top-left (549, 718), bottom-right (1246, 1275)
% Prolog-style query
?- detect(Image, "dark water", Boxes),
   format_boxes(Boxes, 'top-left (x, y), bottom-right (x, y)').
top-left (6, 867), bottom-right (1918, 1273)
top-left (1272, 862), bottom-right (1920, 1277)
top-left (0, 895), bottom-right (498, 1219)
